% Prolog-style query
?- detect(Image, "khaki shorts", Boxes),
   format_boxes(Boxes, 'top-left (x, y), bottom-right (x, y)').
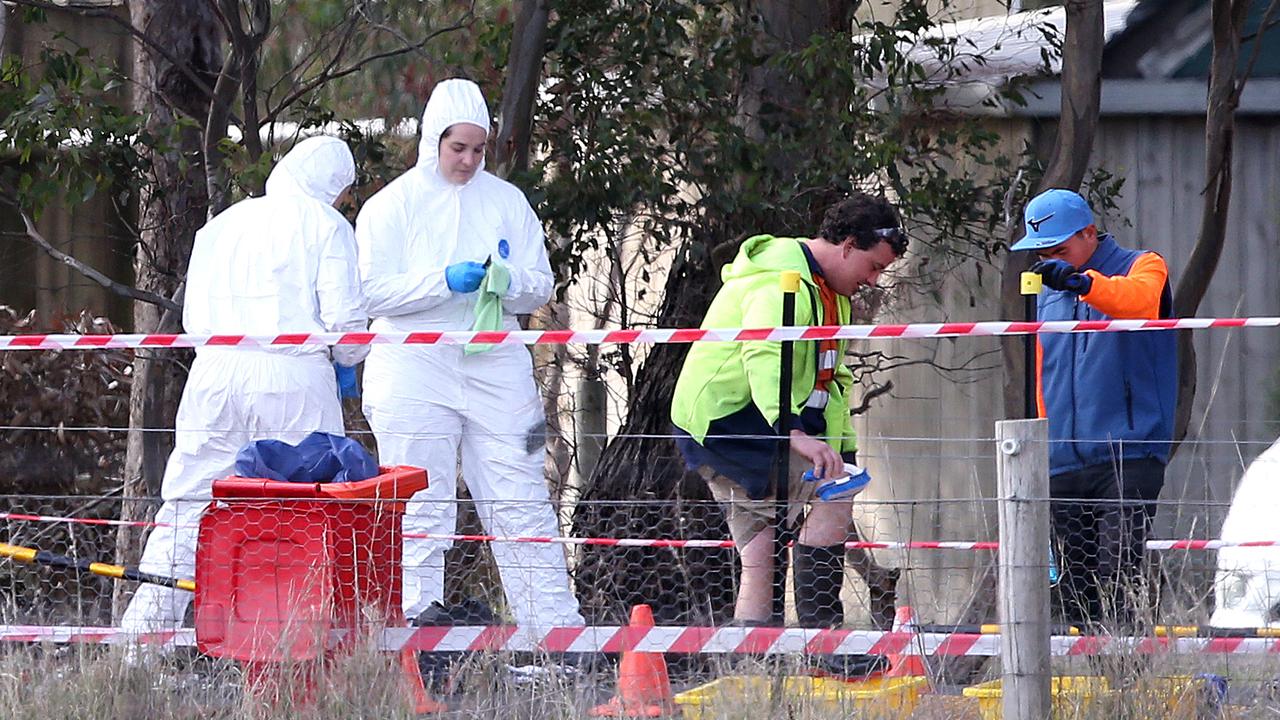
top-left (698, 452), bottom-right (816, 547)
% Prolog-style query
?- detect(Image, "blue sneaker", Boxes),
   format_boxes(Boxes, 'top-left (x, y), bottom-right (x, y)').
top-left (802, 463), bottom-right (872, 502)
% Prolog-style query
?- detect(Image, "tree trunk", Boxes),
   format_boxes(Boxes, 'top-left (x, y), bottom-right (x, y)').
top-left (1171, 0), bottom-right (1261, 445)
top-left (976, 0), bottom-right (1103, 680)
top-left (494, 0), bottom-right (549, 175)
top-left (570, 243), bottom-right (730, 623)
top-left (569, 0), bottom-right (856, 624)
top-left (114, 2), bottom-right (221, 619)
top-left (999, 0), bottom-right (1104, 422)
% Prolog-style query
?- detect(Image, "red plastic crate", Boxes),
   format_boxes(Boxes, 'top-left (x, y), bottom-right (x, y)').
top-left (194, 465), bottom-right (427, 662)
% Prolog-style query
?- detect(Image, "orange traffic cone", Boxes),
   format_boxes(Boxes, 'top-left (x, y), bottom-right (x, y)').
top-left (589, 604), bottom-right (677, 718)
top-left (885, 605), bottom-right (927, 678)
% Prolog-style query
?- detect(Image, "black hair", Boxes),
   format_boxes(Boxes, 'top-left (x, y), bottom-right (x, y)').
top-left (818, 193), bottom-right (907, 256)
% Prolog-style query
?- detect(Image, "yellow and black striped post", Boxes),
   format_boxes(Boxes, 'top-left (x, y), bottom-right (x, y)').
top-left (0, 541), bottom-right (195, 592)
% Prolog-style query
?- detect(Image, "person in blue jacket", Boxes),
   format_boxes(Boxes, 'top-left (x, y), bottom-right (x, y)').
top-left (1015, 188), bottom-right (1177, 626)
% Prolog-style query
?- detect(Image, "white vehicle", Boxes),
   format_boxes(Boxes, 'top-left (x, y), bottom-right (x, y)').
top-left (1212, 439), bottom-right (1280, 627)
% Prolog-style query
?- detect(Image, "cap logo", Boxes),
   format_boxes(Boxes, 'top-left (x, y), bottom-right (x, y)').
top-left (1028, 212), bottom-right (1055, 233)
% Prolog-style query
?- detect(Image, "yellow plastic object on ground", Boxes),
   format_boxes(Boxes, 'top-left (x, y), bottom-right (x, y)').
top-left (963, 675), bottom-right (1219, 720)
top-left (674, 674), bottom-right (928, 720)
top-left (963, 676), bottom-right (1109, 720)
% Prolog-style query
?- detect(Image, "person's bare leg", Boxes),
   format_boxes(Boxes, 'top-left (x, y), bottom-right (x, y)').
top-left (798, 501), bottom-right (854, 546)
top-left (734, 526), bottom-right (775, 623)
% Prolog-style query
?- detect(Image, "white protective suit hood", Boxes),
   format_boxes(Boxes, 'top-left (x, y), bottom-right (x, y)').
top-left (416, 78), bottom-right (490, 180)
top-left (183, 133), bottom-right (367, 365)
top-left (265, 135), bottom-right (355, 205)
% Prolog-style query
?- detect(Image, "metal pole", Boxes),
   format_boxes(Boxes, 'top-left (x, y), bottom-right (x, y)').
top-left (1020, 270), bottom-right (1043, 418)
top-left (996, 418), bottom-right (1051, 720)
top-left (772, 270), bottom-right (800, 623)
top-left (0, 541), bottom-right (195, 592)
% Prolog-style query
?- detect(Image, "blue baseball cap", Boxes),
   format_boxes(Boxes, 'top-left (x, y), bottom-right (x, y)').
top-left (1011, 189), bottom-right (1095, 251)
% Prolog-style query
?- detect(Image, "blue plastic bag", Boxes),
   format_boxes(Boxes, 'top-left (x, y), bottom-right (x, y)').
top-left (234, 431), bottom-right (378, 484)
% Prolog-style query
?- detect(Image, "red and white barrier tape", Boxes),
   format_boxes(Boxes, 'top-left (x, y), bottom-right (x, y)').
top-left (2, 511), bottom-right (1272, 551)
top-left (0, 626), bottom-right (195, 646)
top-left (403, 533), bottom-right (1003, 551)
top-left (0, 316), bottom-right (1271, 351)
top-left (3, 625), bottom-right (1280, 656)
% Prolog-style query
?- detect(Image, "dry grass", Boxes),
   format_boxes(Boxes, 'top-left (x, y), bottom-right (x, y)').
top-left (4, 643), bottom-right (1280, 719)
top-left (0, 642), bottom-right (607, 720)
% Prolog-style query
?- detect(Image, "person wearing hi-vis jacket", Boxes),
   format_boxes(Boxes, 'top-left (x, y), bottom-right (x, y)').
top-left (355, 78), bottom-right (582, 630)
top-left (670, 193), bottom-right (908, 678)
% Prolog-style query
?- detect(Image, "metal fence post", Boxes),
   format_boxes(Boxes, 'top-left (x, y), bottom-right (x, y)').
top-left (772, 269), bottom-right (800, 622)
top-left (997, 418), bottom-right (1051, 720)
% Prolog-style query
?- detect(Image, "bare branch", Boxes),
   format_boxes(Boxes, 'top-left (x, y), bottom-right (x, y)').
top-left (260, 10), bottom-right (360, 108)
top-left (851, 379), bottom-right (894, 415)
top-left (1237, 0), bottom-right (1280, 94)
top-left (263, 17), bottom-right (473, 124)
top-left (12, 206), bottom-right (181, 313)
top-left (204, 45), bottom-right (243, 214)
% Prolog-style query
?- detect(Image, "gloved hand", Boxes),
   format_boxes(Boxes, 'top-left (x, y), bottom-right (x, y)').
top-left (487, 260), bottom-right (511, 296)
top-left (445, 261), bottom-right (487, 293)
top-left (1030, 259), bottom-right (1093, 295)
top-left (334, 363), bottom-right (359, 399)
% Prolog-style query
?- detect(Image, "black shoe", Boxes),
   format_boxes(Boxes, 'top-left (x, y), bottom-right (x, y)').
top-left (806, 654), bottom-right (889, 680)
top-left (413, 598), bottom-right (499, 694)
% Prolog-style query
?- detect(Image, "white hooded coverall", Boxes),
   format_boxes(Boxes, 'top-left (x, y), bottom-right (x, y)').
top-left (356, 79), bottom-right (583, 627)
top-left (121, 136), bottom-right (369, 634)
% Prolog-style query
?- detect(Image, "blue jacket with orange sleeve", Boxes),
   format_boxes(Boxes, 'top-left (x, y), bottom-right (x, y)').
top-left (1036, 234), bottom-right (1177, 475)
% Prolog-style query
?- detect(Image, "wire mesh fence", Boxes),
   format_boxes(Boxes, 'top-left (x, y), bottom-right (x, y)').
top-left (0, 432), bottom-right (1266, 636)
top-left (7, 420), bottom-right (1280, 718)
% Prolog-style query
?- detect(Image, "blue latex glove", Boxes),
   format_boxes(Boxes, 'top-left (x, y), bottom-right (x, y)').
top-left (445, 261), bottom-right (487, 293)
top-left (1030, 259), bottom-right (1092, 295)
top-left (334, 363), bottom-right (359, 399)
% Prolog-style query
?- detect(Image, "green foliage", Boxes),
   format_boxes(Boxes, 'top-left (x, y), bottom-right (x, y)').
top-left (0, 40), bottom-right (164, 218)
top-left (534, 1), bottom-right (1034, 297)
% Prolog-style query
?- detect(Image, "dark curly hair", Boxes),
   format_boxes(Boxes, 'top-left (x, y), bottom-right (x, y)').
top-left (818, 193), bottom-right (907, 256)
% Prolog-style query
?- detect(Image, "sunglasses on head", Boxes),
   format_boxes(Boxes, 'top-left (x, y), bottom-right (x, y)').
top-left (864, 227), bottom-right (904, 243)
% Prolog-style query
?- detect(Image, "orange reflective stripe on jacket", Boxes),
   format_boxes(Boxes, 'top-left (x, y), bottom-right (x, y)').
top-left (1080, 252), bottom-right (1168, 320)
top-left (807, 274), bottom-right (842, 409)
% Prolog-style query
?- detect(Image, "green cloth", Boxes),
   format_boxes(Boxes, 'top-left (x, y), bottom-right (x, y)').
top-left (669, 234), bottom-right (858, 455)
top-left (465, 261), bottom-right (511, 355)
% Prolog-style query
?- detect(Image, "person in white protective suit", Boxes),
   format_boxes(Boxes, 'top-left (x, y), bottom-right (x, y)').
top-left (1213, 438), bottom-right (1280, 627)
top-left (356, 78), bottom-right (583, 628)
top-left (120, 136), bottom-right (369, 637)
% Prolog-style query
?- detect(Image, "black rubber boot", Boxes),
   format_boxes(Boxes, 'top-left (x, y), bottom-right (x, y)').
top-left (794, 543), bottom-right (845, 628)
top-left (794, 544), bottom-right (887, 680)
